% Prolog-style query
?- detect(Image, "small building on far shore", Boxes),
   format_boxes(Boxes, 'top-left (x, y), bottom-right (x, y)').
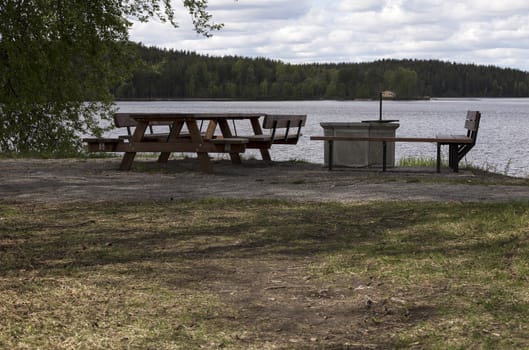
top-left (381, 90), bottom-right (396, 99)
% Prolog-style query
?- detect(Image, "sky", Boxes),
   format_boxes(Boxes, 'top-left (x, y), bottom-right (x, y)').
top-left (129, 0), bottom-right (529, 72)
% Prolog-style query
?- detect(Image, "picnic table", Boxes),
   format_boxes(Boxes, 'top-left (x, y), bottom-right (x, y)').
top-left (84, 112), bottom-right (306, 173)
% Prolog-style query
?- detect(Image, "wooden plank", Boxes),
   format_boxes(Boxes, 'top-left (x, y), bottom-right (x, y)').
top-left (217, 119), bottom-right (243, 164)
top-left (205, 120), bottom-right (218, 139)
top-left (84, 138), bottom-right (123, 152)
top-left (185, 119), bottom-right (212, 173)
top-left (263, 114), bottom-right (306, 129)
top-left (114, 114), bottom-right (137, 127)
top-left (158, 120), bottom-right (185, 163)
top-left (210, 138), bottom-right (249, 144)
top-left (310, 136), bottom-right (474, 144)
top-left (119, 113), bottom-right (265, 122)
top-left (250, 117), bottom-right (272, 161)
top-left (120, 121), bottom-right (148, 171)
top-left (464, 111), bottom-right (480, 131)
top-left (114, 113), bottom-right (178, 126)
top-left (114, 142), bottom-right (246, 153)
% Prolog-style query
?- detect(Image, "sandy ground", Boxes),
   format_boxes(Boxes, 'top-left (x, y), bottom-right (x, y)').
top-left (3, 157), bottom-right (529, 348)
top-left (2, 157), bottom-right (529, 203)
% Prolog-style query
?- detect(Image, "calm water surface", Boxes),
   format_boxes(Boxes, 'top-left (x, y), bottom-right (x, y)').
top-left (113, 99), bottom-right (529, 178)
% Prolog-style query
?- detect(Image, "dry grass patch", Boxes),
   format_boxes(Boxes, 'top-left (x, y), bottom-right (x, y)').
top-left (1, 199), bottom-right (529, 349)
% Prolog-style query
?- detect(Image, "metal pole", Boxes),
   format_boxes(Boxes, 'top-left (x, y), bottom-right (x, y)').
top-left (379, 91), bottom-right (383, 121)
top-left (328, 140), bottom-right (334, 170)
top-left (382, 141), bottom-right (387, 172)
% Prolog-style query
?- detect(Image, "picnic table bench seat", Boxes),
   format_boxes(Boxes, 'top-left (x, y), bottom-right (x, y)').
top-left (210, 137), bottom-right (249, 152)
top-left (83, 137), bottom-right (124, 152)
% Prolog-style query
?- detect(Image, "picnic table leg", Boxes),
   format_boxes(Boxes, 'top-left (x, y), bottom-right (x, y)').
top-left (120, 121), bottom-right (148, 170)
top-left (217, 119), bottom-right (242, 164)
top-left (158, 120), bottom-right (184, 163)
top-left (250, 118), bottom-right (272, 161)
top-left (186, 120), bottom-right (213, 173)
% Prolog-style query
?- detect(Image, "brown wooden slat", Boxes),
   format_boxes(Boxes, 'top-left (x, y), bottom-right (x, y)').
top-left (83, 137), bottom-right (122, 143)
top-left (464, 111), bottom-right (480, 131)
top-left (210, 138), bottom-right (249, 144)
top-left (114, 141), bottom-right (246, 153)
top-left (263, 114), bottom-right (307, 129)
top-left (84, 138), bottom-right (123, 152)
top-left (116, 113), bottom-right (265, 122)
top-left (309, 136), bottom-right (474, 144)
top-left (114, 114), bottom-right (136, 127)
top-left (114, 114), bottom-right (175, 127)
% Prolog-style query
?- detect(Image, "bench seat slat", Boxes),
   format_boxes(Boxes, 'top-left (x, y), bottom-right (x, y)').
top-left (309, 136), bottom-right (473, 144)
top-left (210, 137), bottom-right (249, 144)
top-left (83, 137), bottom-right (123, 143)
top-left (83, 138), bottom-right (124, 152)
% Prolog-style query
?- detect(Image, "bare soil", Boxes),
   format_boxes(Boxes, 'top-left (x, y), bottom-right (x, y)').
top-left (2, 157), bottom-right (529, 204)
top-left (2, 158), bottom-right (529, 349)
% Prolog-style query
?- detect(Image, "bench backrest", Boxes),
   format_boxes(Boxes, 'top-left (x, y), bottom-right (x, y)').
top-left (262, 114), bottom-right (307, 143)
top-left (465, 111), bottom-right (481, 143)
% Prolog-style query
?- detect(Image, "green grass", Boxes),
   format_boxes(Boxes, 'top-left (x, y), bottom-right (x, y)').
top-left (398, 156), bottom-right (441, 168)
top-left (2, 199), bottom-right (529, 348)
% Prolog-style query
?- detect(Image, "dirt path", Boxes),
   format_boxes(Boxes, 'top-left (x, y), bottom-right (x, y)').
top-left (2, 158), bottom-right (529, 203)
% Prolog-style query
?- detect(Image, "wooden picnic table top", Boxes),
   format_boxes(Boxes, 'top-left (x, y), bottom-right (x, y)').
top-left (115, 112), bottom-right (266, 121)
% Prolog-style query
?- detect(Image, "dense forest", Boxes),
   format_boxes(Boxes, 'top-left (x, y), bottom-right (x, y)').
top-left (114, 44), bottom-right (529, 100)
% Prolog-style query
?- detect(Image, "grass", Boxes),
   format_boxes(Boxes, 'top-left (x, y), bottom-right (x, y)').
top-left (2, 199), bottom-right (529, 348)
top-left (398, 156), bottom-right (441, 168)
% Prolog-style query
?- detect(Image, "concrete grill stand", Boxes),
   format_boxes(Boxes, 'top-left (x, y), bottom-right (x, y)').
top-left (321, 121), bottom-right (400, 168)
top-left (321, 91), bottom-right (400, 168)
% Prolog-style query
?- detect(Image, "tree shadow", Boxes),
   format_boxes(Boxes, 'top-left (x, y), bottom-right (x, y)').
top-left (2, 199), bottom-right (528, 348)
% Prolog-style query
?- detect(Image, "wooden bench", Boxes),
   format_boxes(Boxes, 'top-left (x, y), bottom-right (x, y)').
top-left (83, 114), bottom-right (173, 151)
top-left (83, 137), bottom-right (124, 152)
top-left (210, 137), bottom-right (249, 153)
top-left (310, 111), bottom-right (481, 173)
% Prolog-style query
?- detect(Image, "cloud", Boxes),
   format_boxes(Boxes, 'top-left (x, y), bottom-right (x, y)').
top-left (128, 0), bottom-right (529, 71)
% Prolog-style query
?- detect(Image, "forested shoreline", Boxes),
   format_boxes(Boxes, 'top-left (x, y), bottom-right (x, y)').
top-left (114, 44), bottom-right (529, 100)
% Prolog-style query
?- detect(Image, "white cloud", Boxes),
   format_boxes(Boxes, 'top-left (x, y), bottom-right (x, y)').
top-left (128, 0), bottom-right (529, 71)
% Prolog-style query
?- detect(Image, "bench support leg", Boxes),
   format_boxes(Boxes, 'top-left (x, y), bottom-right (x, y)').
top-left (217, 119), bottom-right (243, 165)
top-left (120, 153), bottom-right (136, 171)
top-left (449, 144), bottom-right (459, 172)
top-left (328, 140), bottom-right (334, 171)
top-left (259, 149), bottom-right (272, 162)
top-left (382, 141), bottom-right (387, 172)
top-left (158, 121), bottom-right (185, 163)
top-left (436, 143), bottom-right (441, 173)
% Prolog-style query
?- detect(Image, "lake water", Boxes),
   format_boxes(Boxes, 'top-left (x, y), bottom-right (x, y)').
top-left (113, 99), bottom-right (529, 178)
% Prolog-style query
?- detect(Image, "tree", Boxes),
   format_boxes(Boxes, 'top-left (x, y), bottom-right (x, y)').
top-left (384, 67), bottom-right (418, 99)
top-left (0, 0), bottom-right (222, 154)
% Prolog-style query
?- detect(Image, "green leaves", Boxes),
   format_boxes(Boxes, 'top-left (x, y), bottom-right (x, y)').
top-left (184, 0), bottom-right (224, 37)
top-left (0, 0), bottom-right (222, 154)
